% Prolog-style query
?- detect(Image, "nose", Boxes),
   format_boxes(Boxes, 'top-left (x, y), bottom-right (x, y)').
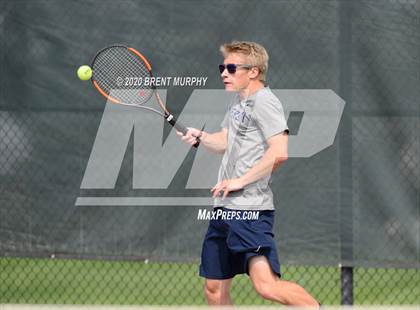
top-left (220, 67), bottom-right (228, 78)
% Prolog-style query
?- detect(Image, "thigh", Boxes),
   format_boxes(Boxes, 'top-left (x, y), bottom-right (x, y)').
top-left (226, 210), bottom-right (281, 277)
top-left (248, 255), bottom-right (278, 286)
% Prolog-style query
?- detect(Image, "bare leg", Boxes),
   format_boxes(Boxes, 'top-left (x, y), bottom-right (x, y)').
top-left (249, 256), bottom-right (319, 308)
top-left (204, 278), bottom-right (233, 305)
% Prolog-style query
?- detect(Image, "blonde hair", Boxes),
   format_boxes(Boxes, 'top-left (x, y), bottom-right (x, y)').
top-left (220, 41), bottom-right (269, 82)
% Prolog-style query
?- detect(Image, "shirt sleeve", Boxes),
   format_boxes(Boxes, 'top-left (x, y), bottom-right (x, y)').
top-left (253, 96), bottom-right (289, 140)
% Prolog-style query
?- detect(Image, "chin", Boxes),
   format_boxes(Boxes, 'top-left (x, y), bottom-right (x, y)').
top-left (224, 85), bottom-right (236, 92)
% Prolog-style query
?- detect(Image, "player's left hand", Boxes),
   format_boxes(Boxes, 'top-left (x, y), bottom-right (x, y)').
top-left (211, 178), bottom-right (245, 198)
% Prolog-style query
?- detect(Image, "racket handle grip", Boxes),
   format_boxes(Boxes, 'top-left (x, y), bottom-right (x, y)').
top-left (166, 114), bottom-right (200, 148)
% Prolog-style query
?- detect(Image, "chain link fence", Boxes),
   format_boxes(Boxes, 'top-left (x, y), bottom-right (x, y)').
top-left (1, 0), bottom-right (419, 306)
top-left (1, 257), bottom-right (418, 305)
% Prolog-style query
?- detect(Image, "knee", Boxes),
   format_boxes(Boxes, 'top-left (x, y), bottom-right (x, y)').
top-left (204, 281), bottom-right (224, 301)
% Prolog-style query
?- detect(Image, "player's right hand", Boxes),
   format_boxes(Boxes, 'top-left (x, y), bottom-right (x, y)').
top-left (176, 127), bottom-right (201, 146)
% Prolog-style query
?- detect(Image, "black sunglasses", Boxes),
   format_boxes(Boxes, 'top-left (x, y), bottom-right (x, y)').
top-left (219, 63), bottom-right (253, 74)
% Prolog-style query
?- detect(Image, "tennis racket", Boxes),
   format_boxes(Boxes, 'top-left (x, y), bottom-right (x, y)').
top-left (90, 44), bottom-right (199, 147)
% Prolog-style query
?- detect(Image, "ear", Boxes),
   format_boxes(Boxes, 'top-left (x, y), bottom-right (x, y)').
top-left (248, 67), bottom-right (260, 79)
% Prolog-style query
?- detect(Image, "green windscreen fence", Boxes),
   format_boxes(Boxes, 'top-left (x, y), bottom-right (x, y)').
top-left (0, 0), bottom-right (419, 305)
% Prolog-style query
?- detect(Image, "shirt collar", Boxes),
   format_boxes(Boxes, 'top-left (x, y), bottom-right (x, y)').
top-left (237, 86), bottom-right (269, 106)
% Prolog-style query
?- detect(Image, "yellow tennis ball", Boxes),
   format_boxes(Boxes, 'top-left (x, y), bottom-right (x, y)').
top-left (77, 65), bottom-right (92, 81)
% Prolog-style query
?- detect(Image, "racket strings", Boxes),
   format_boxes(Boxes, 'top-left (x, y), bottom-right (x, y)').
top-left (92, 46), bottom-right (154, 106)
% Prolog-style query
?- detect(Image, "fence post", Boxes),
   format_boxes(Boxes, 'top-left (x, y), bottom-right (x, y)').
top-left (339, 0), bottom-right (354, 306)
top-left (341, 266), bottom-right (354, 305)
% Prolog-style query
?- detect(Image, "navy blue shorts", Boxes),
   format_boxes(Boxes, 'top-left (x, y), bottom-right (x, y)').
top-left (199, 207), bottom-right (281, 279)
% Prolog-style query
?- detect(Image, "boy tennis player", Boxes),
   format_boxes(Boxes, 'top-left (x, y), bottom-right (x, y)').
top-left (178, 41), bottom-right (319, 307)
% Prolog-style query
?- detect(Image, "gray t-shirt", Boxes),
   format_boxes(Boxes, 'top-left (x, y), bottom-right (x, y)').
top-left (214, 87), bottom-right (289, 210)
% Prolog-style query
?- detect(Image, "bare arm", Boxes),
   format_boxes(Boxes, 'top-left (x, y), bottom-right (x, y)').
top-left (240, 131), bottom-right (288, 186)
top-left (211, 131), bottom-right (288, 198)
top-left (178, 127), bottom-right (228, 154)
